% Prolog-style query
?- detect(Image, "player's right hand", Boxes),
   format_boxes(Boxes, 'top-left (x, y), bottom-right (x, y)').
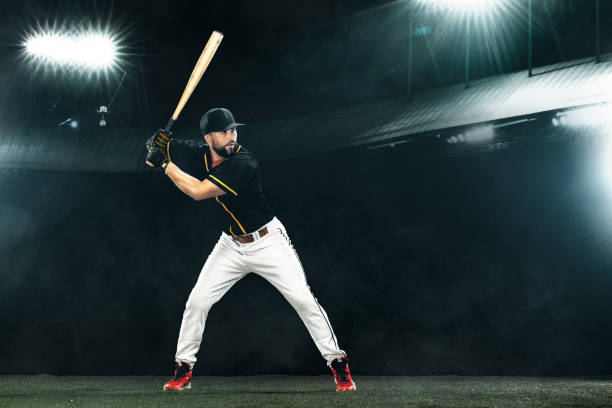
top-left (145, 129), bottom-right (172, 169)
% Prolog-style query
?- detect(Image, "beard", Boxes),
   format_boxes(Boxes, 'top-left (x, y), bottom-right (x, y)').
top-left (212, 140), bottom-right (236, 158)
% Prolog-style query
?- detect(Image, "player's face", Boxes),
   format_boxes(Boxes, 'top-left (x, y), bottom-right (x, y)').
top-left (208, 128), bottom-right (238, 158)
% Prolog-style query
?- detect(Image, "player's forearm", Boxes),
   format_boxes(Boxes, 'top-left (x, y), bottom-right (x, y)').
top-left (164, 163), bottom-right (202, 199)
top-left (165, 162), bottom-right (221, 201)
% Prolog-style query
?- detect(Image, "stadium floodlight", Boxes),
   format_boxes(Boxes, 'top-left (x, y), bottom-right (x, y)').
top-left (24, 30), bottom-right (118, 71)
top-left (464, 126), bottom-right (494, 143)
top-left (414, 0), bottom-right (507, 15)
top-left (558, 104), bottom-right (612, 128)
top-left (413, 0), bottom-right (514, 88)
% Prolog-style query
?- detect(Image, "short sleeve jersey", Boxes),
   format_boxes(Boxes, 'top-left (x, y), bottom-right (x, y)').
top-left (169, 141), bottom-right (275, 235)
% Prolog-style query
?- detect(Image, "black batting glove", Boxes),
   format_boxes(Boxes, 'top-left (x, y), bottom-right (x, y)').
top-left (145, 129), bottom-right (172, 169)
top-left (153, 128), bottom-right (172, 148)
top-left (146, 145), bottom-right (169, 169)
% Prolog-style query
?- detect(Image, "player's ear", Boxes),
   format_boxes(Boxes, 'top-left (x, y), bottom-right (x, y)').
top-left (204, 133), bottom-right (211, 144)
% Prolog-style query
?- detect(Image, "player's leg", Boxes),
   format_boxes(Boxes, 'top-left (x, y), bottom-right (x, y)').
top-left (175, 234), bottom-right (248, 365)
top-left (245, 218), bottom-right (356, 391)
top-left (165, 234), bottom-right (248, 391)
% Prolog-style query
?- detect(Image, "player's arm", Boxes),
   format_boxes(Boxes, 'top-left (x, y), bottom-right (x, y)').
top-left (164, 162), bottom-right (225, 201)
top-left (145, 129), bottom-right (224, 201)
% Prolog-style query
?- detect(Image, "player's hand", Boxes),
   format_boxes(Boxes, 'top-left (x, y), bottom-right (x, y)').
top-left (145, 129), bottom-right (172, 169)
top-left (153, 128), bottom-right (172, 148)
top-left (145, 128), bottom-right (172, 150)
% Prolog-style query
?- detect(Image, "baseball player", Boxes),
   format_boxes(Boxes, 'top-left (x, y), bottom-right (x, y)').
top-left (146, 107), bottom-right (356, 392)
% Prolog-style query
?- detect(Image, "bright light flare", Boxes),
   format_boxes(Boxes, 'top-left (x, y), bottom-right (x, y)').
top-left (464, 126), bottom-right (494, 143)
top-left (446, 125), bottom-right (494, 144)
top-left (555, 104), bottom-right (612, 128)
top-left (583, 129), bottom-right (612, 239)
top-left (592, 130), bottom-right (612, 216)
top-left (600, 142), bottom-right (612, 181)
top-left (415, 0), bottom-right (507, 15)
top-left (24, 30), bottom-right (117, 70)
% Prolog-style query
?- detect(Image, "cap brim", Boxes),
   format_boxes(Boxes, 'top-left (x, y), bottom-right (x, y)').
top-left (223, 122), bottom-right (245, 131)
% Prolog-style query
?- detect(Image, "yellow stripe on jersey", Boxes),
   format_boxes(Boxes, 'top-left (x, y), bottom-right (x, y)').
top-left (215, 197), bottom-right (246, 234)
top-left (209, 175), bottom-right (238, 196)
top-left (204, 153), bottom-right (209, 172)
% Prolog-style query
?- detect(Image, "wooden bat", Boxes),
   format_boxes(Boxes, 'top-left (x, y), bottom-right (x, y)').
top-left (146, 30), bottom-right (223, 167)
top-left (165, 30), bottom-right (224, 131)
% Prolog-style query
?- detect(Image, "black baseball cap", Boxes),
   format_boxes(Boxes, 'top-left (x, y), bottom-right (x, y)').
top-left (199, 108), bottom-right (244, 135)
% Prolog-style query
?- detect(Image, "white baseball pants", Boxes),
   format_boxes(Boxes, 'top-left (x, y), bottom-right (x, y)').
top-left (174, 217), bottom-right (346, 367)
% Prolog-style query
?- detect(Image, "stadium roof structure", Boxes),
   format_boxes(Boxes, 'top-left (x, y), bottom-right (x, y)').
top-left (2, 54), bottom-right (612, 171)
top-left (249, 54), bottom-right (612, 161)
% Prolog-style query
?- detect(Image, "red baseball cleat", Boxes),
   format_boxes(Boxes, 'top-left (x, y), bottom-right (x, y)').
top-left (330, 357), bottom-right (356, 392)
top-left (163, 361), bottom-right (193, 391)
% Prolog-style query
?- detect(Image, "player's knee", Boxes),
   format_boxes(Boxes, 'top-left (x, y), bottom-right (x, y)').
top-left (288, 292), bottom-right (315, 312)
top-left (185, 297), bottom-right (215, 314)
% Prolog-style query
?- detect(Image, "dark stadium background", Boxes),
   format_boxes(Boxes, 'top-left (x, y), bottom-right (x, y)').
top-left (2, 0), bottom-right (612, 377)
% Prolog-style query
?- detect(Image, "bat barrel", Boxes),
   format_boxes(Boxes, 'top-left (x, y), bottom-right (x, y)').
top-left (171, 31), bottom-right (224, 121)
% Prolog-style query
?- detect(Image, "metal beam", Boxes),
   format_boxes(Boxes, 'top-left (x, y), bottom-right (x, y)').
top-left (528, 0), bottom-right (533, 77)
top-left (408, 15), bottom-right (413, 96)
top-left (596, 0), bottom-right (601, 63)
top-left (465, 17), bottom-right (471, 89)
top-left (424, 29), bottom-right (444, 86)
top-left (544, 0), bottom-right (564, 60)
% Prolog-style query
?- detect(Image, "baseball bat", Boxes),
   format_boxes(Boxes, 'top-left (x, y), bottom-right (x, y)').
top-left (165, 30), bottom-right (224, 131)
top-left (146, 30), bottom-right (223, 167)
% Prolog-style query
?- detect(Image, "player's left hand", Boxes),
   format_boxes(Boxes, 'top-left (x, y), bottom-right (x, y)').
top-left (153, 128), bottom-right (172, 148)
top-left (145, 128), bottom-right (173, 149)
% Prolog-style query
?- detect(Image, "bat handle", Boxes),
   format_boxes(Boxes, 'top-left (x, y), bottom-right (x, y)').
top-left (164, 118), bottom-right (176, 133)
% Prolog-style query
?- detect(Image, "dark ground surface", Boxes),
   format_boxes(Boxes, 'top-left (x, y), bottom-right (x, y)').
top-left (1, 376), bottom-right (612, 408)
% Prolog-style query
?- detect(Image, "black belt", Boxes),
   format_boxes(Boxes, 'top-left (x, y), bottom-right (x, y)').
top-left (232, 227), bottom-right (268, 243)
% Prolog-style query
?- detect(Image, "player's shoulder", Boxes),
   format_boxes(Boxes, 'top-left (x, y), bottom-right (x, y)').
top-left (234, 144), bottom-right (252, 156)
top-left (231, 145), bottom-right (257, 163)
top-left (217, 145), bottom-right (258, 172)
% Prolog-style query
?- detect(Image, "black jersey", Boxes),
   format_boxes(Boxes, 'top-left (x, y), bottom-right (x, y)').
top-left (169, 140), bottom-right (275, 235)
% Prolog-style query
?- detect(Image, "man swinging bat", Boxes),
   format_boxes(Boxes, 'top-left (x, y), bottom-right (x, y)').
top-left (146, 107), bottom-right (356, 392)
